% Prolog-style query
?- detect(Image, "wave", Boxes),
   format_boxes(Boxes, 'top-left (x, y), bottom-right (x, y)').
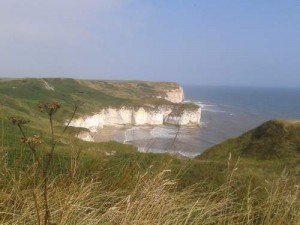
top-left (177, 150), bottom-right (199, 158)
top-left (200, 121), bottom-right (208, 127)
top-left (136, 147), bottom-right (199, 158)
top-left (124, 127), bottom-right (144, 143)
top-left (124, 125), bottom-right (191, 143)
top-left (195, 101), bottom-right (226, 113)
top-left (150, 126), bottom-right (178, 139)
top-left (124, 126), bottom-right (157, 143)
top-left (185, 99), bottom-right (224, 112)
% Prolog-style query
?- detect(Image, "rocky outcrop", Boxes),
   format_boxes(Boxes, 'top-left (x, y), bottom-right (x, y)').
top-left (69, 105), bottom-right (201, 132)
top-left (156, 86), bottom-right (184, 103)
top-left (164, 109), bottom-right (201, 125)
top-left (164, 86), bottom-right (184, 103)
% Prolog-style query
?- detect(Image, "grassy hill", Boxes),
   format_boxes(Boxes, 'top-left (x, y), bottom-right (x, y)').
top-left (0, 78), bottom-right (181, 116)
top-left (197, 120), bottom-right (300, 160)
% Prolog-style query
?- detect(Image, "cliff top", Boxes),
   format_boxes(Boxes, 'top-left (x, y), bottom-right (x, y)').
top-left (0, 78), bottom-right (184, 111)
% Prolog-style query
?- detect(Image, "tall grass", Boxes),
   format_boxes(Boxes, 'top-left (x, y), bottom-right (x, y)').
top-left (0, 150), bottom-right (299, 224)
top-left (0, 103), bottom-right (299, 224)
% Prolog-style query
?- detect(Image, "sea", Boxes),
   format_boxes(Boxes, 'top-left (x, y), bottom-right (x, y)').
top-left (106, 86), bottom-right (300, 158)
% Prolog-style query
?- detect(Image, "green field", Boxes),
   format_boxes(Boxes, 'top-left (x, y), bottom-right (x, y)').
top-left (0, 78), bottom-right (299, 224)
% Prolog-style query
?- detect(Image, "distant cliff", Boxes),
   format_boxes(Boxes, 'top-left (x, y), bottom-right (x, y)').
top-left (0, 78), bottom-right (201, 141)
top-left (70, 104), bottom-right (201, 131)
top-left (67, 83), bottom-right (200, 141)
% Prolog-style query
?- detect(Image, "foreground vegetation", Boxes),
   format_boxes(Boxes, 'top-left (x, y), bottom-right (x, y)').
top-left (1, 114), bottom-right (299, 224)
top-left (0, 78), bottom-right (299, 224)
top-left (1, 155), bottom-right (299, 224)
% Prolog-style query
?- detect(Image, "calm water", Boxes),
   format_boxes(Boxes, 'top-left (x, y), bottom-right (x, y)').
top-left (183, 86), bottom-right (300, 156)
top-left (115, 86), bottom-right (300, 157)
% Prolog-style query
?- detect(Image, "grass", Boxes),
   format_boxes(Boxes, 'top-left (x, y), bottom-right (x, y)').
top-left (0, 146), bottom-right (299, 224)
top-left (1, 115), bottom-right (299, 224)
top-left (198, 120), bottom-right (300, 160)
top-left (0, 78), bottom-right (182, 114)
top-left (0, 78), bottom-right (299, 224)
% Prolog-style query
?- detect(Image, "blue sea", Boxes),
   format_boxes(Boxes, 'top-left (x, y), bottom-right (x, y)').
top-left (185, 86), bottom-right (300, 154)
top-left (120, 86), bottom-right (300, 157)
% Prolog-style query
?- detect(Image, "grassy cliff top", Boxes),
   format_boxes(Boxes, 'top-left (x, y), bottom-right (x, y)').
top-left (0, 78), bottom-right (181, 108)
top-left (197, 120), bottom-right (300, 160)
top-left (0, 78), bottom-right (187, 118)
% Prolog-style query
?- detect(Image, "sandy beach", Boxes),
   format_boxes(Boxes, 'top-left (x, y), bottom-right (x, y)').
top-left (92, 126), bottom-right (128, 143)
top-left (82, 125), bottom-right (202, 157)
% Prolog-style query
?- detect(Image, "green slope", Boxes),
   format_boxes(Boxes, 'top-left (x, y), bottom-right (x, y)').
top-left (197, 120), bottom-right (300, 160)
top-left (0, 78), bottom-right (182, 116)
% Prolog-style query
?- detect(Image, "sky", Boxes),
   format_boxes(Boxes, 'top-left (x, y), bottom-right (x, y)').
top-left (0, 0), bottom-right (299, 87)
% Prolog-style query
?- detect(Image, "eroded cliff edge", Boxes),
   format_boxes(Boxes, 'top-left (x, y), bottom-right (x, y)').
top-left (69, 84), bottom-right (201, 141)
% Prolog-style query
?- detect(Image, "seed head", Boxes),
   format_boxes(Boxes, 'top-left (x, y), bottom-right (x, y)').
top-left (9, 117), bottom-right (30, 126)
top-left (38, 101), bottom-right (61, 115)
top-left (21, 135), bottom-right (43, 145)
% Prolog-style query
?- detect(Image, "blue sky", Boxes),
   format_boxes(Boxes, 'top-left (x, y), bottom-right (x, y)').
top-left (0, 0), bottom-right (299, 87)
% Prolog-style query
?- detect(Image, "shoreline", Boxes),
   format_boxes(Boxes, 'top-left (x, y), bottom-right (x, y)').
top-left (77, 124), bottom-right (202, 158)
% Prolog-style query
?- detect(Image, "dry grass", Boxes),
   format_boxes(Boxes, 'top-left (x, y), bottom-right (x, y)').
top-left (0, 158), bottom-right (299, 225)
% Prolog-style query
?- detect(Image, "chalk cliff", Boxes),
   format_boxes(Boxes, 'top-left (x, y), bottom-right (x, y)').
top-left (163, 86), bottom-right (184, 103)
top-left (70, 105), bottom-right (201, 132)
top-left (69, 85), bottom-right (201, 138)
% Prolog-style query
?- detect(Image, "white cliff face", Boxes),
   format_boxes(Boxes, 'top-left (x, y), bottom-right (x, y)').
top-left (69, 105), bottom-right (201, 132)
top-left (155, 85), bottom-right (184, 103)
top-left (164, 86), bottom-right (184, 103)
top-left (103, 108), bottom-right (132, 125)
top-left (164, 108), bottom-right (201, 126)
